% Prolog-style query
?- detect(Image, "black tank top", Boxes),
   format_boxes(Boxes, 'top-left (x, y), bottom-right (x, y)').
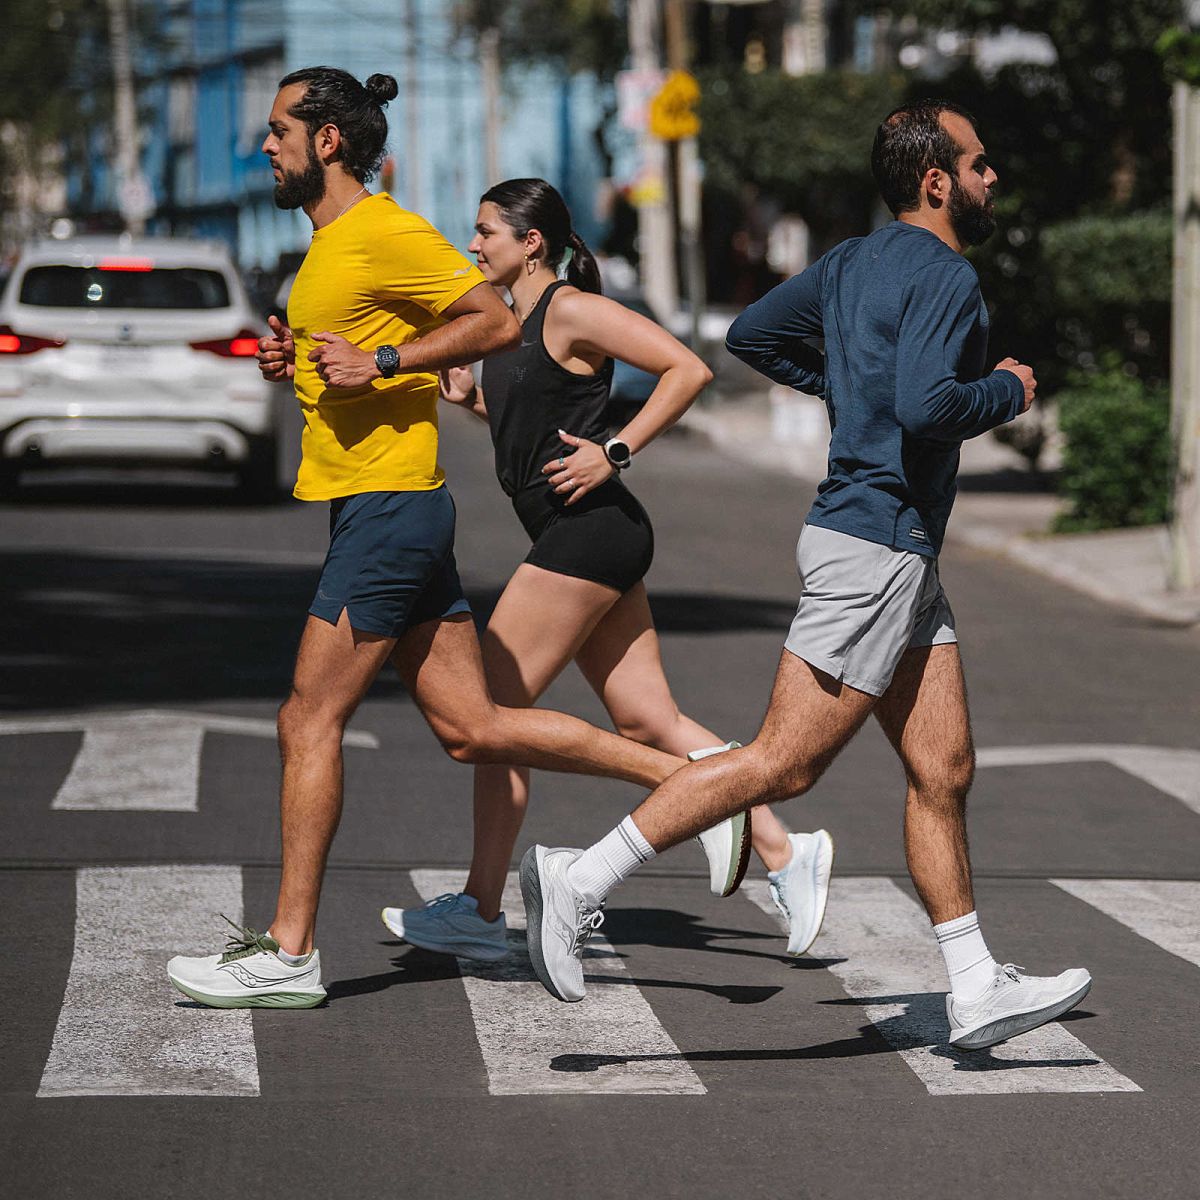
top-left (480, 280), bottom-right (614, 496)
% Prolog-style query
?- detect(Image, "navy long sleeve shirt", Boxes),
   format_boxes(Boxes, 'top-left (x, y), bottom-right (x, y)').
top-left (726, 222), bottom-right (1025, 557)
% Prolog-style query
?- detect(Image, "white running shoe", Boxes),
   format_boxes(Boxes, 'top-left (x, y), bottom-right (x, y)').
top-left (947, 963), bottom-right (1093, 1050)
top-left (690, 741), bottom-right (752, 897)
top-left (519, 844), bottom-right (605, 1003)
top-left (381, 892), bottom-right (508, 962)
top-left (166, 917), bottom-right (326, 1009)
top-left (767, 829), bottom-right (835, 956)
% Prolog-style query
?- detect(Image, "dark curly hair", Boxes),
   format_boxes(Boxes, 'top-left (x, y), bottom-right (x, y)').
top-left (871, 100), bottom-right (977, 216)
top-left (278, 66), bottom-right (398, 184)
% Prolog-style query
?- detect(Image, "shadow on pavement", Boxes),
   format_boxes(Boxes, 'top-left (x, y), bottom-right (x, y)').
top-left (602, 906), bottom-right (842, 967)
top-left (0, 550), bottom-right (796, 711)
top-left (324, 946), bottom-right (464, 1002)
top-left (551, 1003), bottom-right (1101, 1074)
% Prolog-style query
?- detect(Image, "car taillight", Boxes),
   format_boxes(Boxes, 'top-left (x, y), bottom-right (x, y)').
top-left (189, 329), bottom-right (261, 358)
top-left (0, 324), bottom-right (66, 355)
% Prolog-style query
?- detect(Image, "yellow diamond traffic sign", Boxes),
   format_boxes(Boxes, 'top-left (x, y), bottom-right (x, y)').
top-left (648, 70), bottom-right (701, 141)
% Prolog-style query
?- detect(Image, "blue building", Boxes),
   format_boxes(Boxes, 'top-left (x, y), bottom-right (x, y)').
top-left (68, 0), bottom-right (613, 270)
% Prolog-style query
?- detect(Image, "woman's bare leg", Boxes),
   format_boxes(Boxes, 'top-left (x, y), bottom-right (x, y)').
top-left (463, 564), bottom-right (623, 920)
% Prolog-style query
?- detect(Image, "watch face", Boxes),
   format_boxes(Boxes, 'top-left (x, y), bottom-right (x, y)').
top-left (606, 439), bottom-right (632, 468)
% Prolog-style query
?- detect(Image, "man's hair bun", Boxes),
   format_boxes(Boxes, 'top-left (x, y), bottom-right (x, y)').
top-left (365, 74), bottom-right (399, 104)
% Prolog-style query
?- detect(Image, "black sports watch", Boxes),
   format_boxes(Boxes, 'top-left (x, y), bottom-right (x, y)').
top-left (374, 344), bottom-right (400, 379)
top-left (603, 438), bottom-right (632, 471)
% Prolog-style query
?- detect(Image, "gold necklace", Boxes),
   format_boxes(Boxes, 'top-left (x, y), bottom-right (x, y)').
top-left (513, 278), bottom-right (555, 324)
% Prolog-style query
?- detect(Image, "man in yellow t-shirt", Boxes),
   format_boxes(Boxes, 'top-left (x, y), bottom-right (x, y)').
top-left (166, 67), bottom-right (687, 1011)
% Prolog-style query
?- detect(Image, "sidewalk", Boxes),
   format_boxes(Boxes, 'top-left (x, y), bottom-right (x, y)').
top-left (682, 387), bottom-right (1200, 628)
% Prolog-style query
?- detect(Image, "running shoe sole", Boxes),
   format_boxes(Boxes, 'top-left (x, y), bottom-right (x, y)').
top-left (725, 809), bottom-right (753, 897)
top-left (167, 975), bottom-right (326, 1009)
top-left (520, 844), bottom-right (577, 1003)
top-left (951, 977), bottom-right (1093, 1050)
top-left (788, 829), bottom-right (835, 956)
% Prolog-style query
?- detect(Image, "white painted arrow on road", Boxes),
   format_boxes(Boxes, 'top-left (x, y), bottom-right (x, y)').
top-left (0, 709), bottom-right (379, 811)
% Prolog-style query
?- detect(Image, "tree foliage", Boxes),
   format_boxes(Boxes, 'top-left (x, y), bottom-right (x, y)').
top-left (0, 0), bottom-right (107, 140)
top-left (882, 0), bottom-right (1179, 211)
top-left (454, 0), bottom-right (626, 81)
top-left (1054, 370), bottom-right (1172, 531)
top-left (698, 69), bottom-right (904, 248)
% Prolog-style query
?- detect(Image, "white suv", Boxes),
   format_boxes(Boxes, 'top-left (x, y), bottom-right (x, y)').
top-left (0, 235), bottom-right (286, 498)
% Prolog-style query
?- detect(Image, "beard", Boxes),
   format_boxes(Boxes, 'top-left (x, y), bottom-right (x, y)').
top-left (948, 175), bottom-right (996, 247)
top-left (273, 143), bottom-right (325, 210)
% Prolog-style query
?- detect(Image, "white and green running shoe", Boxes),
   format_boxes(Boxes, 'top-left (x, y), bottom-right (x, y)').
top-left (690, 742), bottom-right (752, 897)
top-left (167, 916), bottom-right (326, 1009)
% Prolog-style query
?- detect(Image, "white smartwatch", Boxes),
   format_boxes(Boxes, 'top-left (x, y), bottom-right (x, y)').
top-left (604, 438), bottom-right (632, 470)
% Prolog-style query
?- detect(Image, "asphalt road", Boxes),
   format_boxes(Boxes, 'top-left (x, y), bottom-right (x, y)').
top-left (2, 410), bottom-right (1199, 1199)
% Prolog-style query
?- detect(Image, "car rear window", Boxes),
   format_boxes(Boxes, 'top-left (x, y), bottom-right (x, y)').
top-left (19, 265), bottom-right (231, 309)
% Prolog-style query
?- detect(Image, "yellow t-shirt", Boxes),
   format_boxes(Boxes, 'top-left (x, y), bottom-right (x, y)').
top-left (286, 192), bottom-right (487, 501)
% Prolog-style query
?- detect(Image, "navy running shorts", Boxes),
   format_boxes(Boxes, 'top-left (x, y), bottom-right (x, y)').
top-left (309, 487), bottom-right (472, 638)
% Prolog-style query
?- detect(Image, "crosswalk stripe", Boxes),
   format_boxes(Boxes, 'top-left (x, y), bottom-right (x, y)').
top-left (52, 715), bottom-right (206, 810)
top-left (1052, 879), bottom-right (1200, 970)
top-left (410, 871), bottom-right (706, 1096)
top-left (741, 877), bottom-right (1141, 1095)
top-left (0, 710), bottom-right (377, 810)
top-left (976, 745), bottom-right (1200, 817)
top-left (37, 865), bottom-right (260, 1097)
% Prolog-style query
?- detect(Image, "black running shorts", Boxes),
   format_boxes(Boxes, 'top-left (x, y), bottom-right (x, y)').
top-left (509, 478), bottom-right (654, 594)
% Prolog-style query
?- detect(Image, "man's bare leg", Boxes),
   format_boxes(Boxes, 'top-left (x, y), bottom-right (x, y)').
top-left (389, 612), bottom-right (682, 786)
top-left (270, 611), bottom-right (396, 954)
top-left (519, 652), bottom-right (875, 1003)
top-left (873, 642), bottom-right (975, 925)
top-left (626, 651), bottom-right (876, 854)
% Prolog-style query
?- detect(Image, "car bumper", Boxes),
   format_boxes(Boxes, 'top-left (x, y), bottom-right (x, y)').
top-left (2, 417), bottom-right (256, 467)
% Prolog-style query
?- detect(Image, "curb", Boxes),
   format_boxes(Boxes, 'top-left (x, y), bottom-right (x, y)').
top-left (947, 521), bottom-right (1200, 628)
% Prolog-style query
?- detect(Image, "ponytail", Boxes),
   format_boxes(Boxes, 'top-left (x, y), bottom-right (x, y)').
top-left (563, 231), bottom-right (602, 294)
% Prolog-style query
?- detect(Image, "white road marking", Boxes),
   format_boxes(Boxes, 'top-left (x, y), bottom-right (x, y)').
top-left (38, 865), bottom-right (260, 1097)
top-left (410, 871), bottom-right (705, 1096)
top-left (0, 709), bottom-right (378, 810)
top-left (1052, 879), bottom-right (1200, 970)
top-left (977, 744), bottom-right (1200, 817)
top-left (742, 877), bottom-right (1140, 1095)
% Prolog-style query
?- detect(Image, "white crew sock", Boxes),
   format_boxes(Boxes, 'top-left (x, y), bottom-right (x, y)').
top-left (566, 815), bottom-right (656, 906)
top-left (934, 911), bottom-right (999, 1003)
top-left (267, 930), bottom-right (308, 966)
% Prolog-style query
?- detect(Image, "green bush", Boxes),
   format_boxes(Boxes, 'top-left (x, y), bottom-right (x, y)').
top-left (1054, 370), bottom-right (1172, 532)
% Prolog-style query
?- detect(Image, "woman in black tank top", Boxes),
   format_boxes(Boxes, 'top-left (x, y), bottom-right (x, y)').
top-left (390, 180), bottom-right (816, 956)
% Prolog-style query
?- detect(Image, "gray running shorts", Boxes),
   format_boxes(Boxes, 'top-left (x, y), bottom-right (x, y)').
top-left (783, 523), bottom-right (957, 697)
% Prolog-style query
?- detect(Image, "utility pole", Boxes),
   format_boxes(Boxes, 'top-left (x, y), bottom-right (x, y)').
top-left (628, 0), bottom-right (677, 322)
top-left (480, 25), bottom-right (502, 184)
top-left (1169, 75), bottom-right (1200, 590)
top-left (105, 0), bottom-right (152, 235)
top-left (403, 0), bottom-right (422, 213)
top-left (665, 0), bottom-right (705, 352)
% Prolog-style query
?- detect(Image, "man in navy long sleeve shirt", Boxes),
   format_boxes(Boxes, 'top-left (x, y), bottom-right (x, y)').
top-left (726, 221), bottom-right (1026, 554)
top-left (520, 100), bottom-right (1092, 1055)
